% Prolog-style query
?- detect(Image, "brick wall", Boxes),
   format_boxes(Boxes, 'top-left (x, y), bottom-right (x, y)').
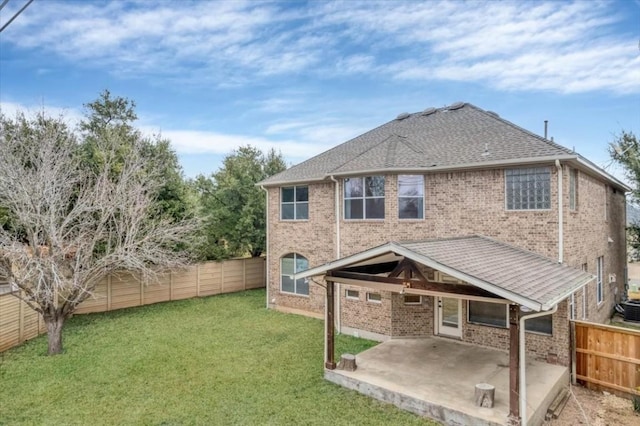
top-left (266, 164), bottom-right (625, 367)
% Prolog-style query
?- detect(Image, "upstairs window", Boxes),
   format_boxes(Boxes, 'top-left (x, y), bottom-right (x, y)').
top-left (596, 256), bottom-right (604, 304)
top-left (281, 186), bottom-right (309, 220)
top-left (281, 253), bottom-right (309, 295)
top-left (569, 168), bottom-right (578, 211)
top-left (344, 176), bottom-right (385, 219)
top-left (398, 175), bottom-right (424, 219)
top-left (505, 167), bottom-right (551, 210)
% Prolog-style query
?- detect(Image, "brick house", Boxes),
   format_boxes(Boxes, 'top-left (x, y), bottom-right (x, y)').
top-left (258, 102), bottom-right (627, 423)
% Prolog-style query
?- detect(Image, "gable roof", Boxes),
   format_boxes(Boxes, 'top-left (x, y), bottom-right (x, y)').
top-left (260, 103), bottom-right (628, 191)
top-left (296, 235), bottom-right (594, 311)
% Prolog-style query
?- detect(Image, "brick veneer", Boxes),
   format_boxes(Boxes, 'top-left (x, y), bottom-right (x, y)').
top-left (266, 164), bottom-right (626, 367)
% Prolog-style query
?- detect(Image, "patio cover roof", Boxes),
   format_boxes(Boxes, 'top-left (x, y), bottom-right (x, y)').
top-left (296, 235), bottom-right (595, 311)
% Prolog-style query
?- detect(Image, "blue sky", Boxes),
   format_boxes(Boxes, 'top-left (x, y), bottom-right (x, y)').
top-left (1, 0), bottom-right (639, 179)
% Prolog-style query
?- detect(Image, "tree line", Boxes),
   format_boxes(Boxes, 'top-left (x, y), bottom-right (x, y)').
top-left (0, 90), bottom-right (285, 355)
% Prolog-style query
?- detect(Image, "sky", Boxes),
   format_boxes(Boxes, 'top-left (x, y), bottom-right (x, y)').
top-left (0, 0), bottom-right (639, 180)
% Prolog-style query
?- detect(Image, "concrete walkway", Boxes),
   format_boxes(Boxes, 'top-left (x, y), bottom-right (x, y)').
top-left (326, 338), bottom-right (568, 426)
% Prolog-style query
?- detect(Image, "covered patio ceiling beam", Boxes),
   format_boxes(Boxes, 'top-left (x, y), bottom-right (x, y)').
top-left (330, 270), bottom-right (503, 300)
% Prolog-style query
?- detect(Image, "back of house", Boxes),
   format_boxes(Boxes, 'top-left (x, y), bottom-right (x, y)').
top-left (259, 102), bottom-right (627, 368)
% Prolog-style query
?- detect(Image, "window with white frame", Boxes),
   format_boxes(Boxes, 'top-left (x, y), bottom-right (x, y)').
top-left (569, 168), bottom-right (577, 210)
top-left (345, 289), bottom-right (359, 300)
top-left (505, 167), bottom-right (551, 210)
top-left (344, 176), bottom-right (385, 219)
top-left (280, 253), bottom-right (309, 295)
top-left (398, 175), bottom-right (424, 219)
top-left (468, 301), bottom-right (508, 328)
top-left (596, 256), bottom-right (604, 304)
top-left (468, 301), bottom-right (553, 334)
top-left (366, 292), bottom-right (382, 303)
top-left (281, 186), bottom-right (309, 220)
top-left (403, 294), bottom-right (422, 305)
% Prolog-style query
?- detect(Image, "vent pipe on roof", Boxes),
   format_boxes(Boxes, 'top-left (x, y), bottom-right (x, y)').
top-left (544, 120), bottom-right (548, 140)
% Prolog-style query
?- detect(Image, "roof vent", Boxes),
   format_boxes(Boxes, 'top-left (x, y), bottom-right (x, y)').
top-left (447, 102), bottom-right (465, 110)
top-left (486, 111), bottom-right (499, 118)
top-left (396, 112), bottom-right (411, 120)
top-left (422, 107), bottom-right (437, 116)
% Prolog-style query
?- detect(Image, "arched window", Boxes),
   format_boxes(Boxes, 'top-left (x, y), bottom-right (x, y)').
top-left (281, 253), bottom-right (309, 295)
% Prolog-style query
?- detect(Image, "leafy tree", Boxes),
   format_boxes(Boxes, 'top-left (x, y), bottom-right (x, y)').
top-left (79, 90), bottom-right (194, 224)
top-left (0, 111), bottom-right (195, 355)
top-left (609, 130), bottom-right (640, 256)
top-left (196, 146), bottom-right (286, 260)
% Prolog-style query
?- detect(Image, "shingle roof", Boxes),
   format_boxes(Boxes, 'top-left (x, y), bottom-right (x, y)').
top-left (260, 102), bottom-right (621, 188)
top-left (297, 235), bottom-right (594, 311)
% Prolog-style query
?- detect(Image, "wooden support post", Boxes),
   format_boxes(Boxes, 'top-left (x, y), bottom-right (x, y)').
top-left (325, 279), bottom-right (336, 369)
top-left (509, 304), bottom-right (520, 423)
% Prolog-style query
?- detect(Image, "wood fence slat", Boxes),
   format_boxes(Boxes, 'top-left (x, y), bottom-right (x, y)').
top-left (573, 320), bottom-right (640, 398)
top-left (0, 258), bottom-right (266, 353)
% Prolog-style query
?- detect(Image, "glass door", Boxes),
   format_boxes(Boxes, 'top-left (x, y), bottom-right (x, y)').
top-left (436, 297), bottom-right (462, 338)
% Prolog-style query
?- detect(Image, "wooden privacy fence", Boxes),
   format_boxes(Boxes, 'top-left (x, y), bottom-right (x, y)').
top-left (573, 320), bottom-right (640, 397)
top-left (0, 257), bottom-right (265, 352)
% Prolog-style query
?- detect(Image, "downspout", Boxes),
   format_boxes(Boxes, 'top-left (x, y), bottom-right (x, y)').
top-left (555, 160), bottom-right (563, 264)
top-left (519, 304), bottom-right (558, 426)
top-left (261, 185), bottom-right (269, 309)
top-left (330, 176), bottom-right (341, 333)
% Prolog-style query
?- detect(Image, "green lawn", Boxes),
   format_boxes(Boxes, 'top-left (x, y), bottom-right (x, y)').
top-left (0, 289), bottom-right (434, 425)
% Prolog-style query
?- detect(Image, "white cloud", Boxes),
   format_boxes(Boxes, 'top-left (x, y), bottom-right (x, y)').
top-left (1, 0), bottom-right (637, 94)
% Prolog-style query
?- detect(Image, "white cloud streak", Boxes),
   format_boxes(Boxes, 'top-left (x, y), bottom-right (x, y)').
top-left (1, 0), bottom-right (637, 94)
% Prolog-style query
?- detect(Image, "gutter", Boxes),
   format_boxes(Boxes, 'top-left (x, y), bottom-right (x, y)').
top-left (329, 175), bottom-right (341, 333)
top-left (555, 160), bottom-right (563, 263)
top-left (260, 185), bottom-right (269, 309)
top-left (519, 304), bottom-right (558, 426)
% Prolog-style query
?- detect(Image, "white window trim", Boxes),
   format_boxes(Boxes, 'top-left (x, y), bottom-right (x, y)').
top-left (467, 301), bottom-right (509, 329)
top-left (366, 292), bottom-right (382, 303)
top-left (280, 253), bottom-right (309, 296)
top-left (504, 167), bottom-right (552, 211)
top-left (398, 175), bottom-right (425, 220)
top-left (345, 289), bottom-right (359, 300)
top-left (280, 186), bottom-right (309, 221)
top-left (596, 256), bottom-right (604, 305)
top-left (569, 168), bottom-right (577, 211)
top-left (344, 176), bottom-right (385, 220)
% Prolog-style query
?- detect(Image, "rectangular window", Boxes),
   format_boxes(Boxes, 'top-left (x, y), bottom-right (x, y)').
top-left (366, 292), bottom-right (382, 303)
top-left (505, 167), bottom-right (551, 210)
top-left (344, 176), bottom-right (385, 219)
top-left (281, 186), bottom-right (309, 220)
top-left (468, 301), bottom-right (507, 328)
top-left (596, 256), bottom-right (604, 304)
top-left (569, 168), bottom-right (577, 210)
top-left (525, 315), bottom-right (553, 335)
top-left (403, 294), bottom-right (422, 305)
top-left (398, 175), bottom-right (424, 219)
top-left (345, 289), bottom-right (359, 300)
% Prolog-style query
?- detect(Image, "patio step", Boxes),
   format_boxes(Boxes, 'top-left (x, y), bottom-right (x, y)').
top-left (545, 387), bottom-right (569, 420)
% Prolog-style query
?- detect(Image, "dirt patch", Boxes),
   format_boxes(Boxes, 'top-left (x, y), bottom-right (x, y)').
top-left (546, 384), bottom-right (639, 426)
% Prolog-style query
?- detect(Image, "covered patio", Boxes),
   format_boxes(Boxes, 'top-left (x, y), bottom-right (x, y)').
top-left (296, 235), bottom-right (594, 426)
top-left (326, 338), bottom-right (568, 426)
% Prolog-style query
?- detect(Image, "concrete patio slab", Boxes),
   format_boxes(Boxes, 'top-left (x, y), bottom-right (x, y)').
top-left (326, 338), bottom-right (568, 426)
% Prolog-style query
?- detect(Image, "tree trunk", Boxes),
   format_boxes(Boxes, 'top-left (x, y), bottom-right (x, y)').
top-left (45, 315), bottom-right (65, 355)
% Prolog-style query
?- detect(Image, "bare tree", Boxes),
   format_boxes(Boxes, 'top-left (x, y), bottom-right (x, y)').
top-left (0, 112), bottom-right (195, 355)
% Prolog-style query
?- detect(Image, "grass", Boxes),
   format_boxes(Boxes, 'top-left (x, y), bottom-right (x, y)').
top-left (0, 289), bottom-right (434, 425)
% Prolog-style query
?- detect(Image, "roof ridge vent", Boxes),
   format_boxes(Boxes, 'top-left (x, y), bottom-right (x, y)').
top-left (447, 102), bottom-right (465, 110)
top-left (486, 111), bottom-right (499, 118)
top-left (422, 107), bottom-right (437, 116)
top-left (396, 112), bottom-right (411, 120)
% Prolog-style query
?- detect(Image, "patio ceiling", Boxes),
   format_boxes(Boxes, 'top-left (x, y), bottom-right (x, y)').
top-left (296, 235), bottom-right (595, 311)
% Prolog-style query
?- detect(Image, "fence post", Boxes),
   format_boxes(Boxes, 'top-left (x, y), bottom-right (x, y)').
top-left (196, 264), bottom-right (201, 298)
top-left (18, 291), bottom-right (24, 344)
top-left (170, 270), bottom-right (174, 301)
top-left (107, 275), bottom-right (112, 311)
